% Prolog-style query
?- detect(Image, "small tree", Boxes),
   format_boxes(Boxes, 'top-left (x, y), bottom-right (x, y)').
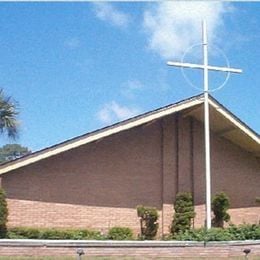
top-left (171, 192), bottom-right (195, 235)
top-left (0, 188), bottom-right (8, 238)
top-left (137, 205), bottom-right (159, 240)
top-left (0, 144), bottom-right (31, 164)
top-left (212, 192), bottom-right (230, 228)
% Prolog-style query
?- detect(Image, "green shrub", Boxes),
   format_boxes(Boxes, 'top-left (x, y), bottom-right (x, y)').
top-left (68, 229), bottom-right (105, 240)
top-left (7, 227), bottom-right (105, 240)
top-left (212, 192), bottom-right (230, 228)
top-left (227, 224), bottom-right (260, 240)
top-left (166, 224), bottom-right (260, 241)
top-left (172, 228), bottom-right (206, 241)
top-left (171, 192), bottom-right (195, 235)
top-left (205, 228), bottom-right (235, 241)
top-left (39, 229), bottom-right (70, 240)
top-left (107, 227), bottom-right (134, 240)
top-left (7, 227), bottom-right (40, 239)
top-left (137, 205), bottom-right (159, 240)
top-left (0, 188), bottom-right (8, 238)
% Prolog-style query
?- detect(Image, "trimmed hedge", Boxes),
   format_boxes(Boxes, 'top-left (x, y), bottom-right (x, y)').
top-left (212, 192), bottom-right (230, 228)
top-left (107, 227), bottom-right (134, 240)
top-left (168, 224), bottom-right (260, 241)
top-left (5, 224), bottom-right (260, 241)
top-left (171, 192), bottom-right (195, 235)
top-left (7, 227), bottom-right (105, 240)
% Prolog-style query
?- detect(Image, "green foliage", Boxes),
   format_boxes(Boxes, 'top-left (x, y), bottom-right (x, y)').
top-left (0, 89), bottom-right (19, 139)
top-left (37, 229), bottom-right (72, 240)
top-left (0, 144), bottom-right (31, 164)
top-left (171, 192), bottom-right (195, 235)
top-left (0, 188), bottom-right (8, 238)
top-left (212, 192), bottom-right (230, 228)
top-left (7, 227), bottom-right (105, 240)
top-left (227, 224), bottom-right (260, 240)
top-left (107, 227), bottom-right (134, 240)
top-left (137, 205), bottom-right (159, 240)
top-left (5, 224), bottom-right (260, 241)
top-left (7, 227), bottom-right (40, 239)
top-left (173, 228), bottom-right (233, 241)
top-left (166, 224), bottom-right (260, 241)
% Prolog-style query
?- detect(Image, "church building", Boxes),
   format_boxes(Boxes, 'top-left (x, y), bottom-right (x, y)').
top-left (0, 94), bottom-right (259, 235)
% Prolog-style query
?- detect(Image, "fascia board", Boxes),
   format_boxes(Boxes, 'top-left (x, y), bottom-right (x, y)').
top-left (0, 98), bottom-right (203, 175)
top-left (208, 99), bottom-right (260, 145)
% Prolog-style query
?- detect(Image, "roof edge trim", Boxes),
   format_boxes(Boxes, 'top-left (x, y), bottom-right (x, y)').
top-left (208, 98), bottom-right (260, 144)
top-left (0, 96), bottom-right (203, 175)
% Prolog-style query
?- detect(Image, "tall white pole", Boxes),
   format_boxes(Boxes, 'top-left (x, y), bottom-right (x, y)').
top-left (203, 20), bottom-right (212, 229)
top-left (167, 19), bottom-right (242, 230)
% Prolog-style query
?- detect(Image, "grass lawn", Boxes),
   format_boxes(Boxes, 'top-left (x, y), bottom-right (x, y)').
top-left (0, 257), bottom-right (258, 260)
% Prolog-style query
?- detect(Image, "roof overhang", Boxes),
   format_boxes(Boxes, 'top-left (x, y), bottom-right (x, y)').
top-left (0, 94), bottom-right (259, 175)
top-left (0, 95), bottom-right (204, 175)
top-left (183, 98), bottom-right (260, 157)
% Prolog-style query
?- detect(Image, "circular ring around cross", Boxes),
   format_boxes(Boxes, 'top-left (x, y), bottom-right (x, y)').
top-left (181, 43), bottom-right (231, 92)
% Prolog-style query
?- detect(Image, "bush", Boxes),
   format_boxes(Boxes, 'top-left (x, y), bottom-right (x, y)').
top-left (166, 224), bottom-right (260, 241)
top-left (137, 205), bottom-right (159, 240)
top-left (0, 188), bottom-right (8, 238)
top-left (212, 192), bottom-right (230, 228)
top-left (107, 227), bottom-right (134, 240)
top-left (227, 224), bottom-right (260, 240)
top-left (204, 228), bottom-right (234, 241)
top-left (7, 227), bottom-right (40, 239)
top-left (68, 229), bottom-right (105, 240)
top-left (7, 227), bottom-right (105, 240)
top-left (38, 229), bottom-right (71, 240)
top-left (6, 224), bottom-right (260, 241)
top-left (171, 192), bottom-right (195, 235)
top-left (171, 228), bottom-right (206, 241)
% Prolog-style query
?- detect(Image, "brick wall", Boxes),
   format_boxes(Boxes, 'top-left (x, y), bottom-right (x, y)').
top-left (3, 120), bottom-right (164, 235)
top-left (7, 199), bottom-right (141, 233)
top-left (0, 240), bottom-right (259, 258)
top-left (1, 112), bottom-right (260, 235)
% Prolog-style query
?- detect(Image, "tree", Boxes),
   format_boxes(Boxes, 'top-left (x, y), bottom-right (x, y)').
top-left (137, 205), bottom-right (159, 240)
top-left (0, 144), bottom-right (31, 164)
top-left (0, 188), bottom-right (8, 238)
top-left (212, 192), bottom-right (230, 228)
top-left (0, 89), bottom-right (19, 139)
top-left (171, 192), bottom-right (195, 235)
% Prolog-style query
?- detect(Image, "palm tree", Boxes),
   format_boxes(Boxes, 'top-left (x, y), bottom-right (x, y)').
top-left (0, 89), bottom-right (19, 139)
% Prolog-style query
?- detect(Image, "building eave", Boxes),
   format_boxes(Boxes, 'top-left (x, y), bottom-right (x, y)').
top-left (209, 98), bottom-right (260, 156)
top-left (184, 96), bottom-right (260, 157)
top-left (0, 94), bottom-right (205, 175)
top-left (0, 94), bottom-right (259, 175)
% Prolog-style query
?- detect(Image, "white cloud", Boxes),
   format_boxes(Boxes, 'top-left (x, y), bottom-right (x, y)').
top-left (121, 80), bottom-right (144, 99)
top-left (93, 3), bottom-right (130, 28)
top-left (64, 37), bottom-right (81, 50)
top-left (97, 101), bottom-right (140, 124)
top-left (143, 2), bottom-right (232, 60)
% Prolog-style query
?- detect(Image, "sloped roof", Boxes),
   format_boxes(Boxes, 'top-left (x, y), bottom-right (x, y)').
top-left (0, 94), bottom-right (259, 175)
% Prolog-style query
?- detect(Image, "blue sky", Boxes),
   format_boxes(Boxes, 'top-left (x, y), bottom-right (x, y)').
top-left (0, 2), bottom-right (259, 152)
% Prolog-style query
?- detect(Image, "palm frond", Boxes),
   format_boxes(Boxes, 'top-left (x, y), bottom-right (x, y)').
top-left (0, 89), bottom-right (19, 139)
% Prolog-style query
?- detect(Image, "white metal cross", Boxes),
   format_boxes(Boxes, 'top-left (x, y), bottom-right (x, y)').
top-left (167, 20), bottom-right (242, 229)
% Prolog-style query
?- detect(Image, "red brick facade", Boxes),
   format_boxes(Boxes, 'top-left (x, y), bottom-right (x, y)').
top-left (0, 240), bottom-right (260, 260)
top-left (1, 112), bottom-right (260, 235)
top-left (0, 240), bottom-right (260, 258)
